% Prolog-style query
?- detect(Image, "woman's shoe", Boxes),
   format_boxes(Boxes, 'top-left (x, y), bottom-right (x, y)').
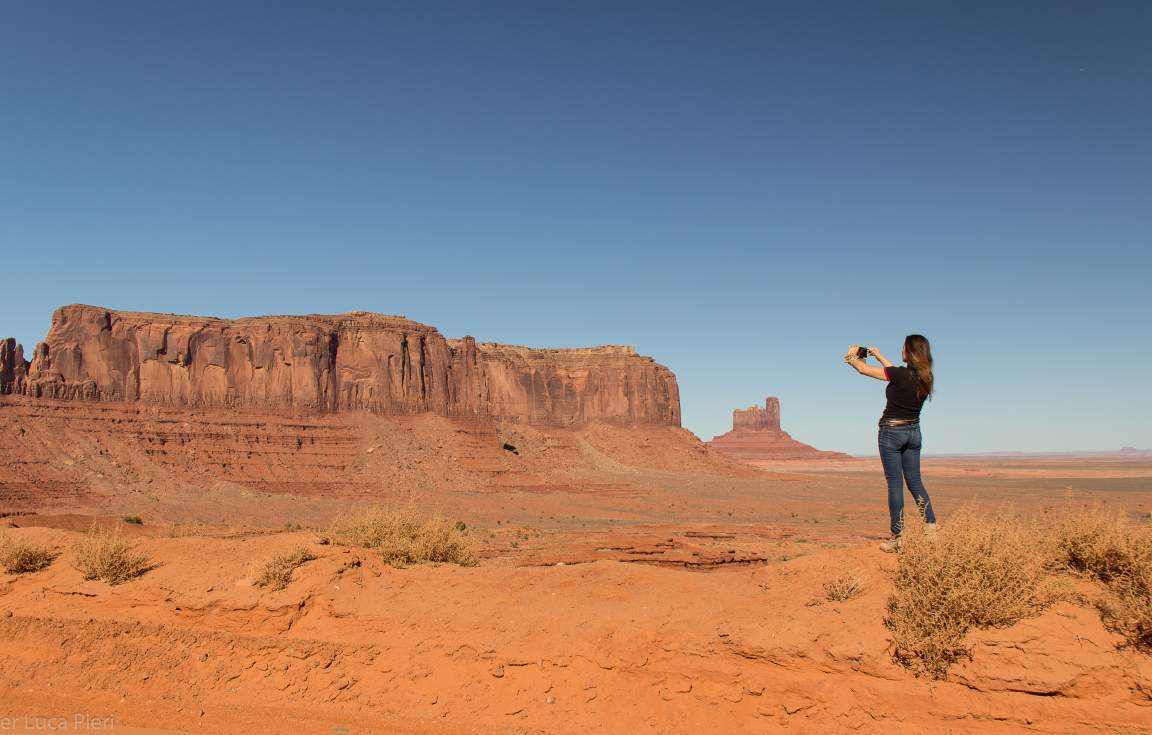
top-left (879, 537), bottom-right (902, 553)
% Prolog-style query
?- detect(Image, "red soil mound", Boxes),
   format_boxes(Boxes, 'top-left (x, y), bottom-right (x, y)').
top-left (0, 395), bottom-right (745, 517)
top-left (0, 526), bottom-right (1148, 734)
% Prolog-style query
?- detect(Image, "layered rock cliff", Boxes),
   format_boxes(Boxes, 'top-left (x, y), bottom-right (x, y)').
top-left (708, 397), bottom-right (849, 460)
top-left (0, 338), bottom-right (28, 395)
top-left (0, 305), bottom-right (679, 426)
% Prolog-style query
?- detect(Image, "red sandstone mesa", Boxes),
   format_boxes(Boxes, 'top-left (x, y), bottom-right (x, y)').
top-left (708, 397), bottom-right (850, 460)
top-left (0, 305), bottom-right (680, 426)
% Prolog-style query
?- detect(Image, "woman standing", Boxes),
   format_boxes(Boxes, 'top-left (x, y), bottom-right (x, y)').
top-left (845, 335), bottom-right (937, 551)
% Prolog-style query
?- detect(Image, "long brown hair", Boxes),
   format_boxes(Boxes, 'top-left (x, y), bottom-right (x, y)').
top-left (904, 334), bottom-right (934, 400)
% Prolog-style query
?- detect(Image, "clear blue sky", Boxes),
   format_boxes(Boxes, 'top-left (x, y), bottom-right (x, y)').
top-left (1, 2), bottom-right (1149, 454)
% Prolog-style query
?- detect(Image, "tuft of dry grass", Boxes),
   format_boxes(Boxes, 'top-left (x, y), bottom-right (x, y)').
top-left (823, 569), bottom-right (865, 602)
top-left (254, 547), bottom-right (316, 591)
top-left (166, 521), bottom-right (211, 538)
top-left (885, 510), bottom-right (1061, 678)
top-left (326, 506), bottom-right (477, 568)
top-left (72, 527), bottom-right (152, 585)
top-left (1051, 506), bottom-right (1152, 650)
top-left (0, 534), bottom-right (56, 574)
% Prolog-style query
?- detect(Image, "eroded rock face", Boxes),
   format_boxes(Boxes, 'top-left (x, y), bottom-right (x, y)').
top-left (1, 305), bottom-right (680, 426)
top-left (0, 338), bottom-right (29, 394)
top-left (708, 397), bottom-right (848, 460)
top-left (732, 396), bottom-right (781, 431)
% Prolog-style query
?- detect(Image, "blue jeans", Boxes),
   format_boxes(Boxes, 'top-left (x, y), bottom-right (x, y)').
top-left (879, 425), bottom-right (936, 537)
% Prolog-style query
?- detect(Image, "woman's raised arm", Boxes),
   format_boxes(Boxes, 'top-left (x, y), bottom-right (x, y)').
top-left (844, 344), bottom-right (888, 381)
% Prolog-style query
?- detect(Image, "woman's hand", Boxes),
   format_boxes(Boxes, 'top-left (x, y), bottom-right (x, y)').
top-left (869, 346), bottom-right (893, 368)
top-left (845, 344), bottom-right (886, 380)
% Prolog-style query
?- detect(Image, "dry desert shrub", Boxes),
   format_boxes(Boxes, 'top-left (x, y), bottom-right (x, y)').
top-left (1098, 577), bottom-right (1152, 651)
top-left (1051, 505), bottom-right (1151, 582)
top-left (823, 568), bottom-right (865, 602)
top-left (72, 527), bottom-right (152, 585)
top-left (1051, 506), bottom-right (1152, 649)
top-left (254, 546), bottom-right (316, 591)
top-left (885, 510), bottom-right (1061, 678)
top-left (0, 534), bottom-right (56, 574)
top-left (166, 521), bottom-right (211, 538)
top-left (326, 506), bottom-right (477, 568)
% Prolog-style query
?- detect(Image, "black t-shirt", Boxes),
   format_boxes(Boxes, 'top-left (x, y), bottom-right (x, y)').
top-left (880, 366), bottom-right (926, 424)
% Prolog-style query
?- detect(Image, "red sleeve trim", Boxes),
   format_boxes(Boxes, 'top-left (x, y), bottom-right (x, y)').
top-left (882, 366), bottom-right (890, 381)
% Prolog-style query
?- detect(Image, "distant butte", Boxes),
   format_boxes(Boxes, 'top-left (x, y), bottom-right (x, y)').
top-left (707, 397), bottom-right (850, 461)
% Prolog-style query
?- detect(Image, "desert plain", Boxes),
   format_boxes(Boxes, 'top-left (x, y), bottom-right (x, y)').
top-left (0, 306), bottom-right (1149, 734)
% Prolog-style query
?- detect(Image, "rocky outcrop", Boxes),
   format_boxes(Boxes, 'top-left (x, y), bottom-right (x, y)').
top-left (733, 396), bottom-right (782, 432)
top-left (450, 342), bottom-right (679, 425)
top-left (0, 338), bottom-right (29, 394)
top-left (708, 397), bottom-right (849, 461)
top-left (1, 305), bottom-right (679, 426)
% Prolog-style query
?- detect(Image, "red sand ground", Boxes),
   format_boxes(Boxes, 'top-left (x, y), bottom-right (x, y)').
top-left (1, 400), bottom-right (1150, 733)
